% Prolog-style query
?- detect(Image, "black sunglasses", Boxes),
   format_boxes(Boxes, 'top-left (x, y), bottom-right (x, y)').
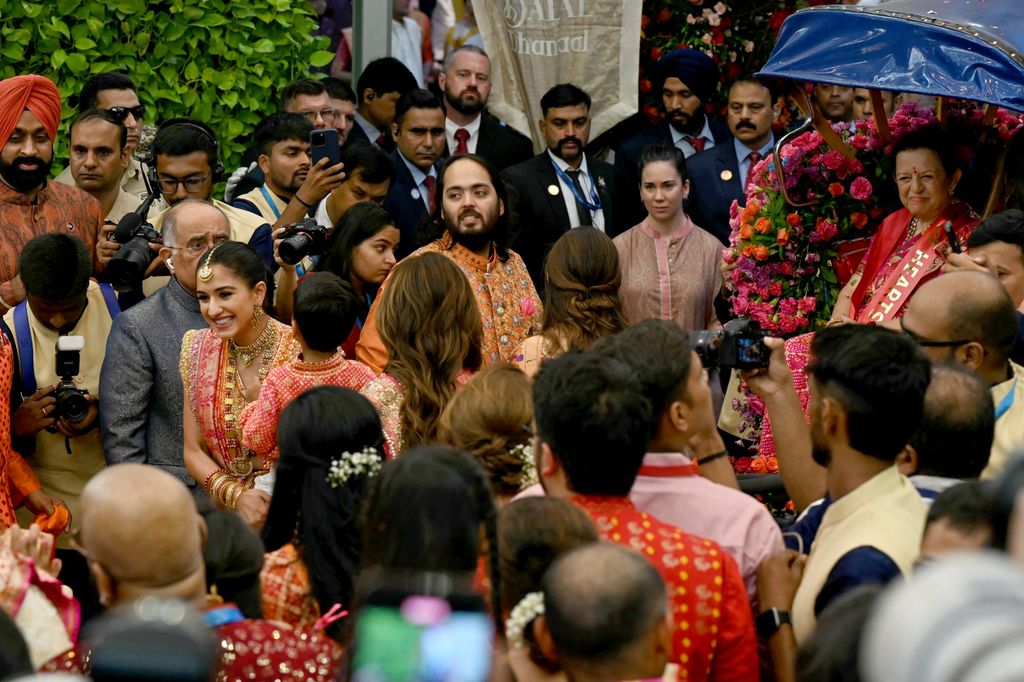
top-left (898, 318), bottom-right (972, 348)
top-left (107, 104), bottom-right (146, 122)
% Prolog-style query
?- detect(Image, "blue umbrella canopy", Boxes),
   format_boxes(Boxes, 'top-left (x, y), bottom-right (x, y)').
top-left (757, 0), bottom-right (1024, 111)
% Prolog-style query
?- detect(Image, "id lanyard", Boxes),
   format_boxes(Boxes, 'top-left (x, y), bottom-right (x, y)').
top-left (996, 381), bottom-right (1017, 420)
top-left (258, 186), bottom-right (283, 221)
top-left (355, 292), bottom-right (374, 331)
top-left (550, 160), bottom-right (602, 212)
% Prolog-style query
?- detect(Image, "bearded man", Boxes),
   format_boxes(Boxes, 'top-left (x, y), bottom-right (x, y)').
top-left (357, 153), bottom-right (542, 373)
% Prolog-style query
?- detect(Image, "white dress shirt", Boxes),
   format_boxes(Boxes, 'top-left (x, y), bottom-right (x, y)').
top-left (399, 153), bottom-right (437, 211)
top-left (445, 114), bottom-right (482, 155)
top-left (670, 117), bottom-right (717, 158)
top-left (547, 150), bottom-right (605, 232)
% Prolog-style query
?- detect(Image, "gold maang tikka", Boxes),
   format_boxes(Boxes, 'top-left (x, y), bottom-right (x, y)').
top-left (197, 243), bottom-right (221, 282)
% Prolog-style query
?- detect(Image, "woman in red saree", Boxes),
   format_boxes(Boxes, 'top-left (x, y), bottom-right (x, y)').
top-left (831, 127), bottom-right (979, 324)
top-left (760, 128), bottom-right (979, 469)
top-left (181, 243), bottom-right (299, 528)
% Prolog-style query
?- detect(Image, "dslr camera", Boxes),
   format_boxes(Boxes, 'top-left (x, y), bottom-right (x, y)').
top-left (46, 336), bottom-right (90, 431)
top-left (690, 318), bottom-right (770, 370)
top-left (107, 212), bottom-right (162, 293)
top-left (277, 218), bottom-right (330, 266)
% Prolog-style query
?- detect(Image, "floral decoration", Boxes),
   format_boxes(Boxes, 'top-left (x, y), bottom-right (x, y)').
top-left (724, 101), bottom-right (1024, 461)
top-left (326, 446), bottom-right (382, 488)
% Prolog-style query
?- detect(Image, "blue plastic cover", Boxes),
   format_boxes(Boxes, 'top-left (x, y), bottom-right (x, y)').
top-left (757, 0), bottom-right (1024, 111)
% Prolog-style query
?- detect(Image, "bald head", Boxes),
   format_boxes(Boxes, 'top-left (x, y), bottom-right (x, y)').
top-left (161, 198), bottom-right (228, 248)
top-left (80, 465), bottom-right (204, 601)
top-left (542, 543), bottom-right (668, 680)
top-left (904, 271), bottom-right (1018, 373)
top-left (158, 199), bottom-right (231, 296)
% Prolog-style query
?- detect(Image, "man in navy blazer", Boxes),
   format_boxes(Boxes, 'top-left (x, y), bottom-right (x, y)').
top-left (382, 89), bottom-right (446, 259)
top-left (438, 45), bottom-right (534, 170)
top-left (686, 76), bottom-right (780, 244)
top-left (349, 57), bottom-right (418, 152)
top-left (503, 84), bottom-right (625, 288)
top-left (616, 49), bottom-right (732, 227)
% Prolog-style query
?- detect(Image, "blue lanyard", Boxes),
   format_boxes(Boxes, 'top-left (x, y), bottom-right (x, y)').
top-left (202, 604), bottom-right (245, 628)
top-left (355, 292), bottom-right (374, 331)
top-left (259, 185), bottom-right (282, 221)
top-left (996, 380), bottom-right (1017, 420)
top-left (551, 161), bottom-right (602, 211)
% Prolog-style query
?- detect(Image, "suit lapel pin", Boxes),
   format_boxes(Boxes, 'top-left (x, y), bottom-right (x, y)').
top-left (597, 176), bottom-right (607, 191)
top-left (411, 188), bottom-right (420, 200)
top-left (547, 184), bottom-right (560, 196)
top-left (720, 170), bottom-right (733, 181)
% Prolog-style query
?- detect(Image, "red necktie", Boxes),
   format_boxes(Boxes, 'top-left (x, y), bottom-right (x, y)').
top-left (375, 133), bottom-right (386, 147)
top-left (454, 128), bottom-right (470, 154)
top-left (745, 151), bottom-right (762, 193)
top-left (687, 136), bottom-right (707, 153)
top-left (423, 175), bottom-right (436, 214)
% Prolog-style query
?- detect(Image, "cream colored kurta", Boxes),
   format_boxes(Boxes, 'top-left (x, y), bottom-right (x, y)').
top-left (11, 282), bottom-right (115, 548)
top-left (792, 466), bottom-right (926, 643)
top-left (982, 360), bottom-right (1024, 478)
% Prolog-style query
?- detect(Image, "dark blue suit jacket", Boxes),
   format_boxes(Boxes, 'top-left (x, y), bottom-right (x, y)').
top-left (614, 119), bottom-right (732, 227)
top-left (382, 150), bottom-right (434, 260)
top-left (685, 141), bottom-right (743, 245)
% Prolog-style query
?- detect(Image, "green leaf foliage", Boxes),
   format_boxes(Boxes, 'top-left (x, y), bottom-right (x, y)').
top-left (1, 0), bottom-right (331, 174)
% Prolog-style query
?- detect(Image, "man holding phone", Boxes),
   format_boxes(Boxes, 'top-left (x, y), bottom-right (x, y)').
top-left (231, 112), bottom-right (345, 229)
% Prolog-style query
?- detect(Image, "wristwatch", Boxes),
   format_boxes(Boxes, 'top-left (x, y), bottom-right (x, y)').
top-left (755, 607), bottom-right (792, 638)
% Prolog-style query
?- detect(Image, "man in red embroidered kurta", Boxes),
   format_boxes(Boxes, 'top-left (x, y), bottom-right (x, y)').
top-left (357, 154), bottom-right (541, 374)
top-left (533, 351), bottom-right (758, 682)
top-left (0, 75), bottom-right (106, 311)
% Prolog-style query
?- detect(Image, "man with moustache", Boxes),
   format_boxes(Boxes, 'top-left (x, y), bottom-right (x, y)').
top-left (503, 83), bottom-right (623, 287)
top-left (687, 76), bottom-right (780, 244)
top-left (357, 154), bottom-right (542, 373)
top-left (55, 72), bottom-right (150, 200)
top-left (68, 109), bottom-right (136, 224)
top-left (438, 45), bottom-right (532, 170)
top-left (616, 49), bottom-right (732, 227)
top-left (231, 112), bottom-right (344, 230)
top-left (747, 326), bottom-right (930, 647)
top-left (0, 74), bottom-right (105, 311)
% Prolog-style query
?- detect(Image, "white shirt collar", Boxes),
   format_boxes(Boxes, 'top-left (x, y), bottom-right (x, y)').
top-left (734, 134), bottom-right (775, 163)
top-left (546, 149), bottom-right (590, 176)
top-left (445, 114), bottom-right (482, 138)
top-left (669, 116), bottom-right (714, 147)
top-left (354, 111), bottom-right (383, 143)
top-left (399, 153), bottom-right (436, 186)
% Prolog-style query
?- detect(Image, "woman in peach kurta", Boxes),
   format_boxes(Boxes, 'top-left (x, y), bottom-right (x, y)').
top-left (181, 243), bottom-right (299, 529)
top-left (614, 143), bottom-right (722, 333)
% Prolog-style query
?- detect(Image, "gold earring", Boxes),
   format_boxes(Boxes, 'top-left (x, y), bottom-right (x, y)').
top-left (251, 304), bottom-right (264, 327)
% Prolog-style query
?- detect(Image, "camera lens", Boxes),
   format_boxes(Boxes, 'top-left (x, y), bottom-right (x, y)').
top-left (108, 238), bottom-right (156, 293)
top-left (278, 232), bottom-right (313, 266)
top-left (56, 389), bottom-right (90, 424)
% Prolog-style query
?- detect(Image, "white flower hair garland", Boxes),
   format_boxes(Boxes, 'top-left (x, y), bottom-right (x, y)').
top-left (513, 442), bottom-right (538, 489)
top-left (326, 446), bottom-right (382, 488)
top-left (505, 591), bottom-right (545, 649)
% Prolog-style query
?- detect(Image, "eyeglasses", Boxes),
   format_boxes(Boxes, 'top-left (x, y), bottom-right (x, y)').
top-left (165, 235), bottom-right (229, 255)
top-left (898, 318), bottom-right (972, 348)
top-left (158, 175), bottom-right (210, 194)
top-left (107, 104), bottom-right (146, 122)
top-left (298, 108), bottom-right (340, 123)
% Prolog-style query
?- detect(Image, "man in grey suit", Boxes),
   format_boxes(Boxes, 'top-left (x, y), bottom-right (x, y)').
top-left (100, 200), bottom-right (229, 498)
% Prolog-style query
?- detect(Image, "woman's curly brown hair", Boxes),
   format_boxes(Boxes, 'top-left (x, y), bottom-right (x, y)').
top-left (438, 363), bottom-right (534, 499)
top-left (378, 253), bottom-right (483, 448)
top-left (541, 227), bottom-right (627, 355)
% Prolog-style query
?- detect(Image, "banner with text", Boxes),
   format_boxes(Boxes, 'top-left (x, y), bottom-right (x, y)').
top-left (476, 0), bottom-right (642, 153)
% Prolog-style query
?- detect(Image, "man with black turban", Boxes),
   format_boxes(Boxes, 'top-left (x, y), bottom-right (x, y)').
top-left (615, 49), bottom-right (732, 226)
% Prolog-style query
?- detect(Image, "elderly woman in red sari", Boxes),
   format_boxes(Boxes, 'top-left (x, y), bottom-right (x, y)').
top-left (181, 242), bottom-right (299, 528)
top-left (831, 127), bottom-right (979, 325)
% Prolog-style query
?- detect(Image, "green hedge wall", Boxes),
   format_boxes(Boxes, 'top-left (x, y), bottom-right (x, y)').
top-left (0, 0), bottom-right (333, 172)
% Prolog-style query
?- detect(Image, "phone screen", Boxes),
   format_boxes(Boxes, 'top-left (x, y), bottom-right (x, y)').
top-left (352, 595), bottom-right (493, 682)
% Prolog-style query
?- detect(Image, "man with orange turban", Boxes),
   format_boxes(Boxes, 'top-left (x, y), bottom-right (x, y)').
top-left (0, 74), bottom-right (108, 311)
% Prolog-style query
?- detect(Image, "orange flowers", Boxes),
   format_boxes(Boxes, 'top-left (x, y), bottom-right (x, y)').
top-left (850, 211), bottom-right (869, 229)
top-left (741, 200), bottom-right (761, 222)
top-left (753, 245), bottom-right (770, 261)
top-left (828, 182), bottom-right (845, 197)
top-left (786, 213), bottom-right (802, 227)
top-left (754, 217), bottom-right (771, 234)
top-left (777, 228), bottom-right (790, 246)
top-left (739, 224), bottom-right (753, 240)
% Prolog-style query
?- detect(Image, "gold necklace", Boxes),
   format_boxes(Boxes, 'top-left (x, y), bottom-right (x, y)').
top-left (229, 321), bottom-right (276, 368)
top-left (903, 216), bottom-right (920, 246)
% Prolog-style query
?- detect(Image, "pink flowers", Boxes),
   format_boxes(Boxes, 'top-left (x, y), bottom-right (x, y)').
top-left (850, 176), bottom-right (873, 201)
top-left (519, 298), bottom-right (537, 318)
top-left (815, 218), bottom-right (838, 241)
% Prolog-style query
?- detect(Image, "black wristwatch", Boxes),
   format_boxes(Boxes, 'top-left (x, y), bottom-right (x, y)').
top-left (755, 608), bottom-right (792, 637)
